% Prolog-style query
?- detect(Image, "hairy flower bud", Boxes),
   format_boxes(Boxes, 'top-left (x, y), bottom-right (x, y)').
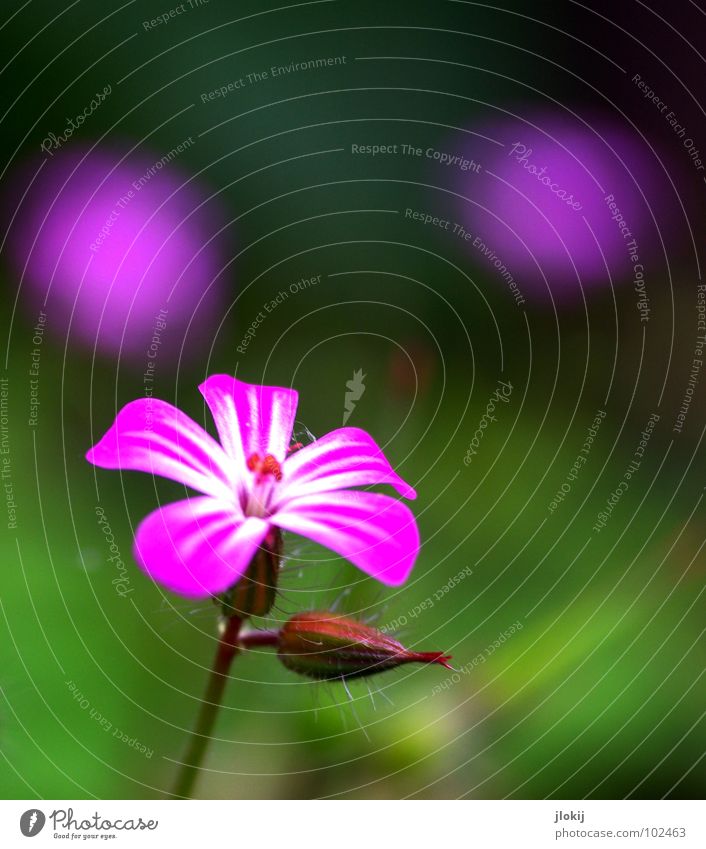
top-left (277, 611), bottom-right (452, 680)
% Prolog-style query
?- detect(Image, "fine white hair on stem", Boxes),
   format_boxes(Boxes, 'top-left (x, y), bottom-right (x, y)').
top-left (341, 677), bottom-right (370, 741)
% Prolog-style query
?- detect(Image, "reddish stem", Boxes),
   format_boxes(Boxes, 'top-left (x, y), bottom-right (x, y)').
top-left (239, 629), bottom-right (280, 649)
top-left (173, 616), bottom-right (242, 799)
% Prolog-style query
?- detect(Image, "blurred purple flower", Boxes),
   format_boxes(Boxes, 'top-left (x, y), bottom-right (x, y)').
top-left (86, 375), bottom-right (419, 597)
top-left (4, 145), bottom-right (226, 359)
top-left (453, 115), bottom-right (673, 301)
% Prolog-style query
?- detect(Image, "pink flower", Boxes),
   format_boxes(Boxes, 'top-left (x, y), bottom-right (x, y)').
top-left (86, 376), bottom-right (419, 597)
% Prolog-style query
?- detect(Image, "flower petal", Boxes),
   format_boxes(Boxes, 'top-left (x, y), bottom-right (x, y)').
top-left (199, 375), bottom-right (298, 493)
top-left (133, 496), bottom-right (271, 597)
top-left (272, 490), bottom-right (419, 586)
top-left (275, 427), bottom-right (416, 507)
top-left (86, 399), bottom-right (236, 501)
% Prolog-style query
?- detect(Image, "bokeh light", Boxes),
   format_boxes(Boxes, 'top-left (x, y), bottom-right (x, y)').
top-left (453, 114), bottom-right (678, 302)
top-left (4, 145), bottom-right (227, 360)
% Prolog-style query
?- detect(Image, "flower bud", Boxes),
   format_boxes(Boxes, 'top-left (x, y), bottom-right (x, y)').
top-left (277, 611), bottom-right (452, 680)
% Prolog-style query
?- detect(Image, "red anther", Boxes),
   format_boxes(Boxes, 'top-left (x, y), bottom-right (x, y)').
top-left (287, 442), bottom-right (304, 454)
top-left (246, 452), bottom-right (282, 481)
top-left (261, 454), bottom-right (282, 481)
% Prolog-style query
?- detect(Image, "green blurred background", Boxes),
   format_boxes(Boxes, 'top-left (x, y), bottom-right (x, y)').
top-left (0, 0), bottom-right (704, 799)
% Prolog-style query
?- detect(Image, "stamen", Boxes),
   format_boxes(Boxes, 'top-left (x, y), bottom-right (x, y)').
top-left (244, 453), bottom-right (282, 517)
top-left (261, 454), bottom-right (283, 481)
top-left (246, 452), bottom-right (282, 481)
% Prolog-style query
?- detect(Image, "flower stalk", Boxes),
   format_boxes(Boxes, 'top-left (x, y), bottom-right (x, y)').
top-left (173, 615), bottom-right (242, 799)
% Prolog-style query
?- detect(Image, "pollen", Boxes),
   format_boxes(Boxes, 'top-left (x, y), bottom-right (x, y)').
top-left (246, 452), bottom-right (282, 481)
